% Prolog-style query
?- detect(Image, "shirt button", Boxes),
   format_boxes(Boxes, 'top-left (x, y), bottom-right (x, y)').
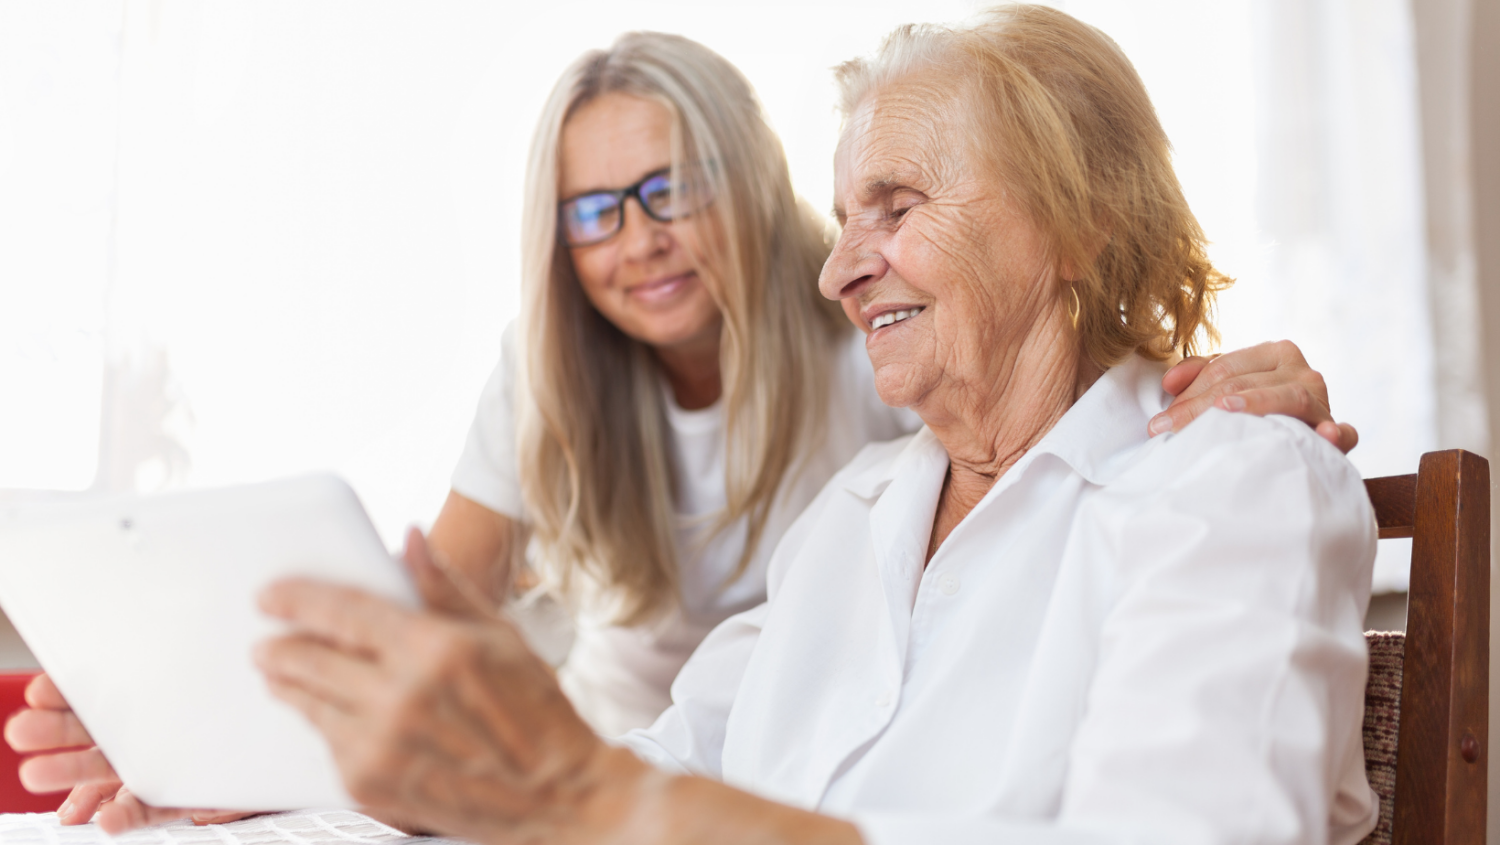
top-left (874, 691), bottom-right (894, 709)
top-left (938, 573), bottom-right (961, 596)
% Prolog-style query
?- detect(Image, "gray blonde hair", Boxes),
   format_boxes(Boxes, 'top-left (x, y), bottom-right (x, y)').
top-left (835, 4), bottom-right (1230, 366)
top-left (517, 32), bottom-right (844, 623)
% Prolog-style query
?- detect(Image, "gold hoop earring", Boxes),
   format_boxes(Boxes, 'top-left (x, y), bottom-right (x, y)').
top-left (1068, 286), bottom-right (1081, 330)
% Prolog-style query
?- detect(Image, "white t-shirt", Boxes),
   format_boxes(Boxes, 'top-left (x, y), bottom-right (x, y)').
top-left (451, 323), bottom-right (919, 736)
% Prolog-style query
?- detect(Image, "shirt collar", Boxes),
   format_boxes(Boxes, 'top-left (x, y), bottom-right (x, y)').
top-left (1028, 354), bottom-right (1170, 486)
top-left (840, 431), bottom-right (938, 501)
top-left (841, 354), bottom-right (1171, 499)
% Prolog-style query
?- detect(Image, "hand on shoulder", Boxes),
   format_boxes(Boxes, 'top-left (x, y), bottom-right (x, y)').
top-left (1151, 340), bottom-right (1359, 454)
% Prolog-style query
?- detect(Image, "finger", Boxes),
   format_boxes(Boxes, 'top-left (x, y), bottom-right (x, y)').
top-left (259, 579), bottom-right (412, 655)
top-left (24, 673), bottom-right (69, 710)
top-left (1215, 383), bottom-right (1331, 426)
top-left (1150, 378), bottom-right (1238, 437)
top-left (19, 746), bottom-right (118, 793)
top-left (1152, 369), bottom-right (1325, 436)
top-left (404, 526), bottom-right (434, 572)
top-left (262, 674), bottom-right (360, 743)
top-left (1161, 356), bottom-right (1211, 397)
top-left (192, 810), bottom-right (256, 826)
top-left (403, 529), bottom-right (482, 618)
top-left (1338, 422), bottom-right (1358, 453)
top-left (1172, 341), bottom-right (1293, 404)
top-left (359, 808), bottom-right (431, 835)
top-left (57, 781), bottom-right (123, 825)
top-left (1317, 421), bottom-right (1359, 454)
top-left (254, 634), bottom-right (382, 714)
top-left (93, 787), bottom-right (199, 836)
top-left (5, 707), bottom-right (93, 752)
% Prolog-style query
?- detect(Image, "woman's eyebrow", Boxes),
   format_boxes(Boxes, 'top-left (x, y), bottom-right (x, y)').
top-left (861, 175), bottom-right (903, 198)
top-left (561, 163), bottom-right (673, 200)
top-left (860, 167), bottom-right (931, 204)
top-left (832, 169), bottom-right (922, 222)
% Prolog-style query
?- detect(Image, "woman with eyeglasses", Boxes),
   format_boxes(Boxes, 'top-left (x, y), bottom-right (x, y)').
top-left (420, 30), bottom-right (1358, 739)
top-left (8, 27), bottom-right (1364, 834)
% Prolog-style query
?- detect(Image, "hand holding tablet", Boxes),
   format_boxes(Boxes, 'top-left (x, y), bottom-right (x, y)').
top-left (0, 475), bottom-right (421, 816)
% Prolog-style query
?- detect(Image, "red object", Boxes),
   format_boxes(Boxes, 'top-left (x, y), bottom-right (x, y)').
top-left (0, 672), bottom-right (67, 813)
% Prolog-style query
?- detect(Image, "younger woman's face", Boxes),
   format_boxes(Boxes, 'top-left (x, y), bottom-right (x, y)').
top-left (559, 93), bottom-right (724, 353)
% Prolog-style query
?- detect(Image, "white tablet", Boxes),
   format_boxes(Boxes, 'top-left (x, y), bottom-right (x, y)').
top-left (0, 474), bottom-right (419, 811)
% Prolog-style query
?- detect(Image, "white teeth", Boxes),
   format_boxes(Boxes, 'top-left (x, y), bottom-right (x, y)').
top-left (871, 307), bottom-right (923, 329)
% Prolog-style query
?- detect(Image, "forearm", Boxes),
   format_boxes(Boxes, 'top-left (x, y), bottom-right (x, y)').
top-left (649, 776), bottom-right (859, 845)
top-left (580, 747), bottom-right (863, 845)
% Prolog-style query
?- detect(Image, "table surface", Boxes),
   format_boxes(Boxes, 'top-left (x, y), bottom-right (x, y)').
top-left (0, 808), bottom-right (459, 844)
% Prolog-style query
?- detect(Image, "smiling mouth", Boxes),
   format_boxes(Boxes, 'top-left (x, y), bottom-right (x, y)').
top-left (870, 307), bottom-right (924, 330)
top-left (627, 272), bottom-right (695, 301)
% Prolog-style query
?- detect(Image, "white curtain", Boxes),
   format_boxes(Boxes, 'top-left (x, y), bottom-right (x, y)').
top-left (0, 1), bottom-right (119, 494)
top-left (1250, 0), bottom-right (1450, 591)
top-left (0, 2), bottom-right (1473, 597)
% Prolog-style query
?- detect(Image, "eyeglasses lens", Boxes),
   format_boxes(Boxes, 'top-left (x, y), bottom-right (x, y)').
top-left (562, 193), bottom-right (621, 246)
top-left (640, 174), bottom-right (677, 218)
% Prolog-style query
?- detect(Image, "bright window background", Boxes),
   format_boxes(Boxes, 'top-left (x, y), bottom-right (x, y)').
top-left (1, 0), bottom-right (1433, 589)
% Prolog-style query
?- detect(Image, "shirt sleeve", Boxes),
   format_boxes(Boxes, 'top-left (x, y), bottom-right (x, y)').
top-left (449, 322), bottom-right (526, 520)
top-left (614, 601), bottom-right (769, 778)
top-left (853, 412), bottom-right (1379, 845)
top-left (616, 466), bottom-right (851, 777)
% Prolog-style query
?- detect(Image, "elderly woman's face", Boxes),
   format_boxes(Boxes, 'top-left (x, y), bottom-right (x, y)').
top-left (820, 83), bottom-right (1064, 414)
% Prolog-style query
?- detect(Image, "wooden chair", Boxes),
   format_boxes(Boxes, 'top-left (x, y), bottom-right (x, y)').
top-left (1360, 449), bottom-right (1489, 845)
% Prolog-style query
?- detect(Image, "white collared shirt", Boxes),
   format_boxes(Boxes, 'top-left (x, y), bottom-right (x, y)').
top-left (620, 355), bottom-right (1379, 845)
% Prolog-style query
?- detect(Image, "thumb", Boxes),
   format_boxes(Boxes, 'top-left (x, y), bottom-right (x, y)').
top-left (400, 527), bottom-right (456, 611)
top-left (400, 527), bottom-right (494, 619)
top-left (401, 527), bottom-right (436, 578)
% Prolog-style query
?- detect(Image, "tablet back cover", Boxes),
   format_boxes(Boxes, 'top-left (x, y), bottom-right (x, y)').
top-left (0, 474), bottom-right (418, 810)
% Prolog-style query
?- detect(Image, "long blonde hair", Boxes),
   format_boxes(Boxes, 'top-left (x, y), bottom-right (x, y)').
top-left (834, 4), bottom-right (1231, 365)
top-left (517, 32), bottom-right (843, 624)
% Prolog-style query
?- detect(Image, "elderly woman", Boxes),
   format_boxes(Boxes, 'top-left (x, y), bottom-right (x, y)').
top-left (14, 6), bottom-right (1378, 843)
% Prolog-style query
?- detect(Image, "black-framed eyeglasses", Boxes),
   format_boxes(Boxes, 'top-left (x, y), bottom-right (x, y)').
top-left (557, 166), bottom-right (715, 248)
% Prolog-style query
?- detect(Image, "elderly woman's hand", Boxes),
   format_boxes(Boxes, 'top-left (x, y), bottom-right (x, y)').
top-left (1150, 340), bottom-right (1359, 453)
top-left (257, 532), bottom-right (862, 845)
top-left (3, 674), bottom-right (246, 832)
top-left (254, 531), bottom-right (640, 842)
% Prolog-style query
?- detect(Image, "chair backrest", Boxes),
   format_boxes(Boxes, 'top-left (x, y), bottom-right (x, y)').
top-left (1360, 449), bottom-right (1489, 845)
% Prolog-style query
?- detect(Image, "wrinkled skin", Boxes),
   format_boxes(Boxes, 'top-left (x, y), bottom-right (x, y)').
top-left (254, 531), bottom-right (860, 845)
top-left (820, 75), bottom-right (1094, 555)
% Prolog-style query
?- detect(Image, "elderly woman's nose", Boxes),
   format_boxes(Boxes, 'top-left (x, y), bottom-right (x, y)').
top-left (818, 238), bottom-right (889, 302)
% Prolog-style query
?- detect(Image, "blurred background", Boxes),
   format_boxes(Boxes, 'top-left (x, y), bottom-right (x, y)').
top-left (1, 0), bottom-right (1497, 833)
